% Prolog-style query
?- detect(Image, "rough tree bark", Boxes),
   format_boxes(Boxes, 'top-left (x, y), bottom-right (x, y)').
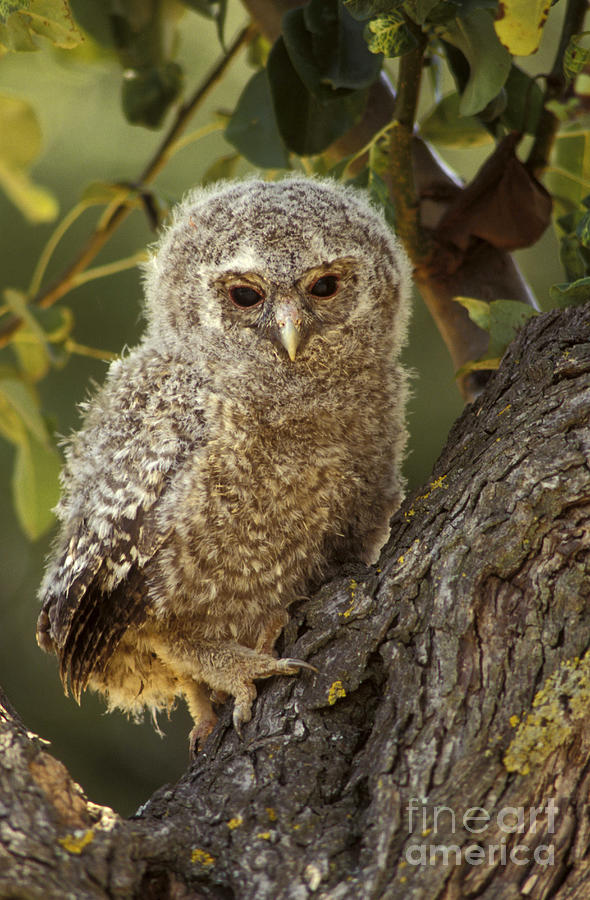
top-left (1, 301), bottom-right (589, 899)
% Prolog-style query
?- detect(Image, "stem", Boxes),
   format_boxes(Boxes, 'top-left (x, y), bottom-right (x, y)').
top-left (28, 202), bottom-right (89, 298)
top-left (0, 22), bottom-right (255, 346)
top-left (527, 0), bottom-right (589, 177)
top-left (70, 251), bottom-right (148, 289)
top-left (389, 28), bottom-right (433, 267)
top-left (64, 339), bottom-right (118, 361)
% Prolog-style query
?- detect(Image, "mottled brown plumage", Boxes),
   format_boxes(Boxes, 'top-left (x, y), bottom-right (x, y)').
top-left (36, 177), bottom-right (411, 749)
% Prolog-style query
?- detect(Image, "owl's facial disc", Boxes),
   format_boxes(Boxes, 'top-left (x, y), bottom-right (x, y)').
top-left (215, 256), bottom-right (359, 362)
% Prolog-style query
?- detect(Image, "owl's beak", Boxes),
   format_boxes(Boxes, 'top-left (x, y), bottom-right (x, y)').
top-left (275, 301), bottom-right (302, 361)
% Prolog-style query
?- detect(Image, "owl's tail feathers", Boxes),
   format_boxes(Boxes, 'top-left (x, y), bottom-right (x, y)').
top-left (36, 570), bottom-right (148, 704)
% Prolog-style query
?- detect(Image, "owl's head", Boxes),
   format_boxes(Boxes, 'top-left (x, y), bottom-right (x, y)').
top-left (143, 177), bottom-right (411, 371)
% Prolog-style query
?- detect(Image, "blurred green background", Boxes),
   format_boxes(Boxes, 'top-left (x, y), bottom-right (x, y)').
top-left (0, 4), bottom-right (563, 816)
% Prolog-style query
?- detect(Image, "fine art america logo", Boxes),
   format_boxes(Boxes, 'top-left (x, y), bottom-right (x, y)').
top-left (405, 797), bottom-right (558, 867)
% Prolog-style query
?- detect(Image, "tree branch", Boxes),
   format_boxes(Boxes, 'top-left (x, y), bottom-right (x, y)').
top-left (527, 0), bottom-right (589, 178)
top-left (1, 302), bottom-right (589, 899)
top-left (389, 28), bottom-right (434, 269)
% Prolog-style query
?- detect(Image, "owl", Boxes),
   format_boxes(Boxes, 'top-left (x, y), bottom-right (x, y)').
top-left (36, 177), bottom-right (411, 751)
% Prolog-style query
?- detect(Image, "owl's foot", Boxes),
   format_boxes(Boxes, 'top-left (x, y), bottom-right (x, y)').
top-left (151, 637), bottom-right (317, 743)
top-left (183, 678), bottom-right (218, 756)
top-left (231, 655), bottom-right (318, 735)
top-left (189, 716), bottom-right (217, 757)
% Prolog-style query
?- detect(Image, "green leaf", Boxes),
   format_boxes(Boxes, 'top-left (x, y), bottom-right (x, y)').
top-left (549, 277), bottom-right (590, 308)
top-left (11, 331), bottom-right (50, 381)
top-left (4, 287), bottom-right (50, 351)
top-left (225, 69), bottom-right (289, 169)
top-left (0, 92), bottom-right (40, 166)
top-left (455, 297), bottom-right (538, 358)
top-left (343, 0), bottom-right (402, 20)
top-left (546, 132), bottom-right (590, 214)
top-left (0, 159), bottom-right (57, 221)
top-left (367, 139), bottom-right (396, 225)
top-left (559, 233), bottom-right (590, 281)
top-left (563, 31), bottom-right (590, 82)
top-left (0, 1), bottom-right (30, 19)
top-left (0, 376), bottom-right (49, 444)
top-left (486, 300), bottom-right (538, 358)
top-left (122, 62), bottom-right (184, 129)
top-left (442, 9), bottom-right (512, 117)
top-left (366, 11), bottom-right (418, 57)
top-left (411, 0), bottom-right (445, 23)
top-left (8, 306), bottom-right (72, 381)
top-left (80, 181), bottom-right (132, 205)
top-left (0, 94), bottom-right (58, 221)
top-left (420, 92), bottom-right (493, 147)
top-left (494, 0), bottom-right (551, 56)
top-left (267, 36), bottom-right (368, 156)
top-left (501, 65), bottom-right (544, 135)
top-left (0, 379), bottom-right (27, 445)
top-left (282, 0), bottom-right (382, 96)
top-left (455, 357), bottom-right (502, 376)
top-left (0, 0), bottom-right (83, 52)
top-left (13, 434), bottom-right (60, 539)
top-left (454, 296), bottom-right (490, 331)
top-left (576, 210), bottom-right (590, 248)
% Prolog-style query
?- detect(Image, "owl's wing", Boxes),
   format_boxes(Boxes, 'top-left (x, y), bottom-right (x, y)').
top-left (37, 351), bottom-right (205, 701)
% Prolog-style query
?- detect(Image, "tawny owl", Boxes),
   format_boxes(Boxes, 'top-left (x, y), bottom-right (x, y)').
top-left (36, 177), bottom-right (411, 750)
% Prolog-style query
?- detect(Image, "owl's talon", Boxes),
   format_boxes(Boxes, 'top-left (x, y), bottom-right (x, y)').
top-left (279, 658), bottom-right (319, 674)
top-left (188, 717), bottom-right (216, 757)
top-left (233, 702), bottom-right (253, 736)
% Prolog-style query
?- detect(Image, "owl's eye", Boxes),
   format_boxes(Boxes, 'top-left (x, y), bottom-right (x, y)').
top-left (310, 275), bottom-right (339, 298)
top-left (230, 285), bottom-right (265, 309)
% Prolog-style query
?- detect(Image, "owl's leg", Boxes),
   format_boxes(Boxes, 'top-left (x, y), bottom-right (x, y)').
top-left (204, 647), bottom-right (316, 734)
top-left (254, 610), bottom-right (288, 655)
top-left (182, 678), bottom-right (218, 755)
top-left (151, 636), bottom-right (315, 738)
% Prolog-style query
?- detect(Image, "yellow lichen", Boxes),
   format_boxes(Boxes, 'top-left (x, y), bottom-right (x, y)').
top-left (266, 807), bottom-right (277, 821)
top-left (398, 555), bottom-right (405, 565)
top-left (328, 680), bottom-right (346, 705)
top-left (58, 829), bottom-right (94, 854)
top-left (504, 653), bottom-right (590, 775)
top-left (509, 715), bottom-right (520, 728)
top-left (191, 848), bottom-right (215, 866)
top-left (227, 815), bottom-right (243, 830)
top-left (342, 580), bottom-right (357, 617)
top-left (413, 475), bottom-right (448, 507)
top-left (256, 831), bottom-right (271, 840)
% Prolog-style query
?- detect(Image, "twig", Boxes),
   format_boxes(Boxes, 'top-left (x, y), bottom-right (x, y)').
top-left (0, 21), bottom-right (255, 348)
top-left (527, 0), bottom-right (588, 178)
top-left (389, 24), bottom-right (433, 267)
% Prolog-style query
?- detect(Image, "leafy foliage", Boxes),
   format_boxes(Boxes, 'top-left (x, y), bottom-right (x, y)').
top-left (494, 0), bottom-right (552, 56)
top-left (455, 298), bottom-right (539, 371)
top-left (0, 0), bottom-right (83, 52)
top-left (563, 31), bottom-right (590, 81)
top-left (1, 0), bottom-right (589, 536)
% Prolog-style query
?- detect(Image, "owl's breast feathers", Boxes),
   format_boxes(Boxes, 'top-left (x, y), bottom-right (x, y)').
top-left (38, 341), bottom-right (402, 704)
